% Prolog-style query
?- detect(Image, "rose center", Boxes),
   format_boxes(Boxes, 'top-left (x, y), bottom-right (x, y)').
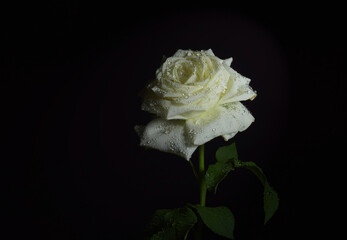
top-left (173, 62), bottom-right (194, 84)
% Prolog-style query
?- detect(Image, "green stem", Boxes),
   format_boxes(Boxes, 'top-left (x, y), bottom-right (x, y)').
top-left (199, 144), bottom-right (206, 207)
top-left (194, 144), bottom-right (207, 240)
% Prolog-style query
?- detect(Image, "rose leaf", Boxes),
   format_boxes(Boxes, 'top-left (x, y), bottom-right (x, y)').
top-left (205, 142), bottom-right (238, 194)
top-left (263, 183), bottom-right (280, 224)
top-left (146, 207), bottom-right (197, 240)
top-left (215, 142), bottom-right (238, 162)
top-left (241, 161), bottom-right (279, 224)
top-left (191, 205), bottom-right (235, 239)
top-left (205, 160), bottom-right (235, 194)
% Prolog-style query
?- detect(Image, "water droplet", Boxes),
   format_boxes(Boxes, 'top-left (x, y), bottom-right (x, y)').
top-left (169, 143), bottom-right (176, 151)
top-left (147, 140), bottom-right (152, 144)
top-left (212, 128), bottom-right (216, 132)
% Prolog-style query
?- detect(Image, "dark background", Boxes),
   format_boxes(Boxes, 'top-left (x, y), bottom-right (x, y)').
top-left (3, 2), bottom-right (346, 240)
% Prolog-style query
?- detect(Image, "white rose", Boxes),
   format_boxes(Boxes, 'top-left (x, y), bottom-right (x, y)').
top-left (135, 49), bottom-right (256, 160)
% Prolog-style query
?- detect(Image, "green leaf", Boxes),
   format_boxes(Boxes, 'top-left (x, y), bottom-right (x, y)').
top-left (205, 160), bottom-right (234, 194)
top-left (211, 142), bottom-right (279, 224)
top-left (215, 142), bottom-right (238, 162)
top-left (241, 161), bottom-right (266, 186)
top-left (205, 143), bottom-right (239, 194)
top-left (192, 205), bottom-right (235, 239)
top-left (241, 161), bottom-right (279, 224)
top-left (263, 183), bottom-right (279, 224)
top-left (147, 207), bottom-right (197, 240)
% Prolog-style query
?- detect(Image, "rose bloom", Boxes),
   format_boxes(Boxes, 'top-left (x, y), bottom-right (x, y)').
top-left (135, 49), bottom-right (256, 160)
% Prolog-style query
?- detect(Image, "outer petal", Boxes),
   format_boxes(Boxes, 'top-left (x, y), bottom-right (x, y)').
top-left (135, 118), bottom-right (198, 160)
top-left (223, 57), bottom-right (233, 66)
top-left (205, 49), bottom-right (215, 56)
top-left (141, 93), bottom-right (207, 120)
top-left (219, 67), bottom-right (257, 104)
top-left (185, 102), bottom-right (255, 146)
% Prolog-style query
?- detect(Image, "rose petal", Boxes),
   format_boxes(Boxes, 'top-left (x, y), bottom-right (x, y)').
top-left (221, 132), bottom-right (237, 141)
top-left (205, 49), bottom-right (215, 56)
top-left (219, 67), bottom-right (257, 104)
top-left (185, 102), bottom-right (255, 146)
top-left (166, 104), bottom-right (207, 120)
top-left (135, 118), bottom-right (198, 160)
top-left (142, 93), bottom-right (208, 120)
top-left (223, 57), bottom-right (233, 66)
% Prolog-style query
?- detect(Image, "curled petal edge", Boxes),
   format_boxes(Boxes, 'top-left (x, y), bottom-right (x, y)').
top-left (135, 102), bottom-right (254, 160)
top-left (185, 102), bottom-right (255, 146)
top-left (135, 119), bottom-right (198, 160)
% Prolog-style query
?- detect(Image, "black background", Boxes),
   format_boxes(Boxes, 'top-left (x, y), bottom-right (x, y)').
top-left (3, 2), bottom-right (346, 240)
